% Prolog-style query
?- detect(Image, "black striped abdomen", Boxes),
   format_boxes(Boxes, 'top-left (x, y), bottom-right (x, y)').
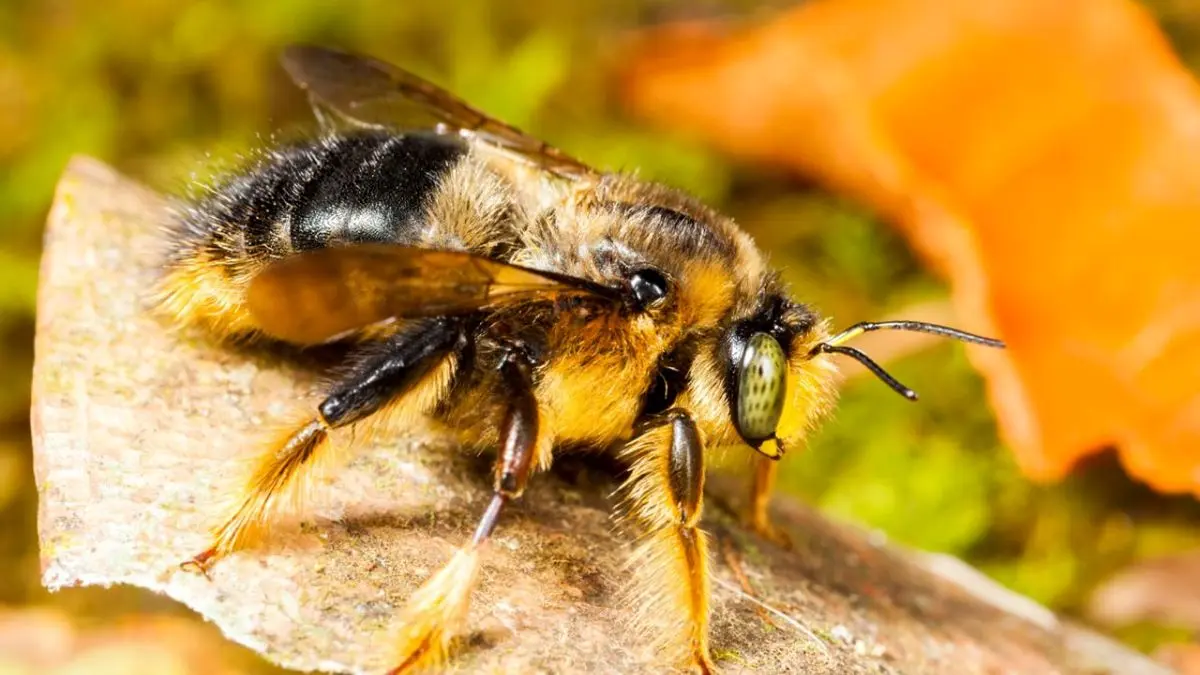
top-left (160, 130), bottom-right (467, 339)
top-left (244, 131), bottom-right (465, 257)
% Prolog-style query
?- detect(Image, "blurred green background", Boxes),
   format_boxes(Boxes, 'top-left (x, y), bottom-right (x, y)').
top-left (4, 0), bottom-right (1200, 671)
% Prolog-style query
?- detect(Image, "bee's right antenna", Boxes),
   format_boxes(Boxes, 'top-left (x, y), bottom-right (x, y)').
top-left (810, 320), bottom-right (1005, 401)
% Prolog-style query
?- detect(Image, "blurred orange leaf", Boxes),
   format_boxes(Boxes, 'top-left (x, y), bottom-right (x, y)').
top-left (0, 608), bottom-right (265, 675)
top-left (618, 0), bottom-right (1200, 495)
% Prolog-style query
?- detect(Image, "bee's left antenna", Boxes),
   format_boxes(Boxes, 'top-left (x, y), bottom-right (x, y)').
top-left (824, 320), bottom-right (1005, 350)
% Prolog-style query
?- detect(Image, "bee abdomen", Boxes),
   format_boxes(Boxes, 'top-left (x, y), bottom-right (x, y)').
top-left (158, 130), bottom-right (467, 341)
top-left (231, 130), bottom-right (467, 258)
top-left (286, 131), bottom-right (466, 252)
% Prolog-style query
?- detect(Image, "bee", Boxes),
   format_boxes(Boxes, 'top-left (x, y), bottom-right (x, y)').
top-left (159, 45), bottom-right (1004, 673)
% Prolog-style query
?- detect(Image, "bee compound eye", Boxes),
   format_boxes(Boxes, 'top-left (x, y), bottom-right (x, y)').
top-left (735, 332), bottom-right (787, 442)
top-left (629, 268), bottom-right (669, 308)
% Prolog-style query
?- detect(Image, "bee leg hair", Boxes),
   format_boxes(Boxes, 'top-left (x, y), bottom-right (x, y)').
top-left (623, 410), bottom-right (717, 674)
top-left (181, 317), bottom-right (465, 575)
top-left (387, 347), bottom-right (542, 674)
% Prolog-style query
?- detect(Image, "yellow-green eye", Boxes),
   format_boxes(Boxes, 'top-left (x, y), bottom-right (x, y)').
top-left (736, 332), bottom-right (787, 441)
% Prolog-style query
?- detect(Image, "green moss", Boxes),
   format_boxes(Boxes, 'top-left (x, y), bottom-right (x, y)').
top-left (1114, 622), bottom-right (1197, 654)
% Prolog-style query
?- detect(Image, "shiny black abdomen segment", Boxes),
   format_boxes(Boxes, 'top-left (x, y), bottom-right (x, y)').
top-left (288, 131), bottom-right (465, 251)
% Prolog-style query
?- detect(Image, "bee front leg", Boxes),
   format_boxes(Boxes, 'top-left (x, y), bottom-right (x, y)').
top-left (181, 318), bottom-right (465, 575)
top-left (747, 457), bottom-right (793, 549)
top-left (622, 410), bottom-right (716, 674)
top-left (388, 347), bottom-right (546, 674)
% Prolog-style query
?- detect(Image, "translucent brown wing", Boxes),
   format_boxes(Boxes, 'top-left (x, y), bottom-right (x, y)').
top-left (280, 44), bottom-right (597, 179)
top-left (246, 244), bottom-right (619, 344)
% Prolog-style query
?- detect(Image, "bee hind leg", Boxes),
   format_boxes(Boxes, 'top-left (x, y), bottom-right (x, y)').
top-left (623, 410), bottom-right (717, 674)
top-left (180, 417), bottom-right (329, 575)
top-left (181, 317), bottom-right (466, 574)
top-left (388, 347), bottom-right (545, 674)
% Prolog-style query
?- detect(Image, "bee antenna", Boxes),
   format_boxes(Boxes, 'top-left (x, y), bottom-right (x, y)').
top-left (812, 320), bottom-right (1004, 401)
top-left (811, 343), bottom-right (919, 401)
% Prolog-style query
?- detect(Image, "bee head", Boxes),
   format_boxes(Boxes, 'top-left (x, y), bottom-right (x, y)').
top-left (721, 295), bottom-right (1007, 460)
top-left (720, 297), bottom-right (830, 460)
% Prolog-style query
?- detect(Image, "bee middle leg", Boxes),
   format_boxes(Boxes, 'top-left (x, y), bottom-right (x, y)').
top-left (388, 347), bottom-right (546, 674)
top-left (622, 410), bottom-right (716, 674)
top-left (182, 318), bottom-right (465, 573)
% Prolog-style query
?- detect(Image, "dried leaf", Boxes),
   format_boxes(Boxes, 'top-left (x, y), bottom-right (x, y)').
top-left (618, 0), bottom-right (1200, 495)
top-left (30, 157), bottom-right (1172, 674)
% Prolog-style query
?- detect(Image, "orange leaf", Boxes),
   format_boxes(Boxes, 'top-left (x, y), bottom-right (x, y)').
top-left (619, 0), bottom-right (1200, 494)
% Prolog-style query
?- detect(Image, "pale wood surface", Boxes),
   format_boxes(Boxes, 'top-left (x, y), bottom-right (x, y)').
top-left (30, 157), bottom-right (1173, 674)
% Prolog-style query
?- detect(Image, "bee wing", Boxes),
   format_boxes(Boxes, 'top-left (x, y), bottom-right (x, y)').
top-left (280, 45), bottom-right (597, 179)
top-left (246, 244), bottom-right (619, 344)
